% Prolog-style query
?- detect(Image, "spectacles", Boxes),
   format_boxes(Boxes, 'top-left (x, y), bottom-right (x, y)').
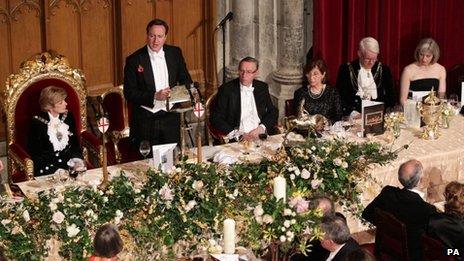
top-left (239, 69), bottom-right (257, 74)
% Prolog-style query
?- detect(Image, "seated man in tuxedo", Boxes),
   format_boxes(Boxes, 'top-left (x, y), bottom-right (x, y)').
top-left (124, 19), bottom-right (192, 147)
top-left (320, 215), bottom-right (360, 261)
top-left (336, 37), bottom-right (395, 117)
top-left (210, 56), bottom-right (278, 141)
top-left (362, 159), bottom-right (437, 260)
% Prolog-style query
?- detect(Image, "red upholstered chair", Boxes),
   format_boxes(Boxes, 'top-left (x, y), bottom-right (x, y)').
top-left (285, 99), bottom-right (295, 117)
top-left (2, 51), bottom-right (102, 183)
top-left (374, 209), bottom-right (410, 261)
top-left (205, 91), bottom-right (226, 145)
top-left (421, 234), bottom-right (455, 261)
top-left (100, 86), bottom-right (141, 165)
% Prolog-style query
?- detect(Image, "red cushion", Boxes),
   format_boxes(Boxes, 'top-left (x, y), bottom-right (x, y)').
top-left (14, 79), bottom-right (82, 149)
top-left (103, 92), bottom-right (125, 132)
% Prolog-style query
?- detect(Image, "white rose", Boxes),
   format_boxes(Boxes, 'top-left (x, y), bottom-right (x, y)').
top-left (341, 162), bottom-right (348, 169)
top-left (284, 220), bottom-right (291, 228)
top-left (279, 235), bottom-right (286, 243)
top-left (262, 214), bottom-right (274, 224)
top-left (333, 158), bottom-right (342, 166)
top-left (52, 211), bottom-right (65, 224)
top-left (66, 224), bottom-right (80, 237)
top-left (23, 210), bottom-right (30, 222)
top-left (192, 180), bottom-right (204, 191)
top-left (281, 226), bottom-right (286, 232)
top-left (301, 169), bottom-right (311, 179)
top-left (283, 209), bottom-right (292, 216)
top-left (290, 174), bottom-right (295, 180)
top-left (233, 188), bottom-right (239, 197)
top-left (286, 231), bottom-right (294, 238)
top-left (115, 210), bottom-right (124, 219)
top-left (12, 226), bottom-right (22, 235)
top-left (294, 168), bottom-right (300, 176)
top-left (49, 202), bottom-right (57, 211)
top-left (102, 197), bottom-right (108, 203)
top-left (311, 146), bottom-right (316, 151)
top-left (253, 205), bottom-right (264, 217)
top-left (209, 239), bottom-right (217, 246)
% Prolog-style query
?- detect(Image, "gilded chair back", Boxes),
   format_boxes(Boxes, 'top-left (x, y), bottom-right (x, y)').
top-left (1, 51), bottom-right (91, 181)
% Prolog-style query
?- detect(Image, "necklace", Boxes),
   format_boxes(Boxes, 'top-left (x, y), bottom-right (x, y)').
top-left (308, 84), bottom-right (325, 99)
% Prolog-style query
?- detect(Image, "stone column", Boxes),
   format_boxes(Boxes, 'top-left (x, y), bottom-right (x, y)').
top-left (271, 0), bottom-right (305, 122)
top-left (225, 0), bottom-right (255, 81)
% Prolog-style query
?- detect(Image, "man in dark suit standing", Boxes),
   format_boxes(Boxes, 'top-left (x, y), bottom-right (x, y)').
top-left (320, 215), bottom-right (360, 261)
top-left (124, 19), bottom-right (192, 147)
top-left (210, 56), bottom-right (278, 141)
top-left (362, 159), bottom-right (437, 261)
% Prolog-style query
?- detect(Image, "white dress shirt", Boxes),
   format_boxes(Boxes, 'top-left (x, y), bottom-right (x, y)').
top-left (326, 243), bottom-right (346, 261)
top-left (408, 188), bottom-right (425, 200)
top-left (239, 83), bottom-right (262, 133)
top-left (356, 65), bottom-right (378, 100)
top-left (141, 46), bottom-right (171, 113)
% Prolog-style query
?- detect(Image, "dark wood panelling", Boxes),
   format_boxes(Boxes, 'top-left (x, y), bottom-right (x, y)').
top-left (0, 0), bottom-right (216, 141)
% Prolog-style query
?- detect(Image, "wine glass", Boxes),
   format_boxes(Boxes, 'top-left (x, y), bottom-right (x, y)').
top-left (139, 140), bottom-right (151, 159)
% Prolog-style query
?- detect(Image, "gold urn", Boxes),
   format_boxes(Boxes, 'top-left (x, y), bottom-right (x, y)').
top-left (417, 89), bottom-right (442, 140)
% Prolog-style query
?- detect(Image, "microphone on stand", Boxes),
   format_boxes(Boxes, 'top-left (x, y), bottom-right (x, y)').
top-left (215, 11), bottom-right (233, 30)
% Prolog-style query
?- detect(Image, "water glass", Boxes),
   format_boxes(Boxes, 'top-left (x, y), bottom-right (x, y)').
top-left (139, 140), bottom-right (151, 159)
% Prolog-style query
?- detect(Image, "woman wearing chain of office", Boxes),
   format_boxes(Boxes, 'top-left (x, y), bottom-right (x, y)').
top-left (293, 59), bottom-right (343, 123)
top-left (27, 86), bottom-right (84, 176)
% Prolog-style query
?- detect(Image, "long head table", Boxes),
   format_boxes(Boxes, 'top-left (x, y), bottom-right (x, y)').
top-left (15, 115), bottom-right (464, 237)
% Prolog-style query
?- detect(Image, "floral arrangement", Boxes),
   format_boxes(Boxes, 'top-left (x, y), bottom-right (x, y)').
top-left (0, 137), bottom-right (398, 260)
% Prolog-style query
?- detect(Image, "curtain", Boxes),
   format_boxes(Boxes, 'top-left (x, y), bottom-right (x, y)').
top-left (313, 0), bottom-right (464, 93)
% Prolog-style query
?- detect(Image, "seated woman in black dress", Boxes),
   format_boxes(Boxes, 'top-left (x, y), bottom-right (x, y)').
top-left (293, 59), bottom-right (342, 123)
top-left (426, 181), bottom-right (464, 249)
top-left (27, 86), bottom-right (83, 176)
top-left (400, 38), bottom-right (446, 105)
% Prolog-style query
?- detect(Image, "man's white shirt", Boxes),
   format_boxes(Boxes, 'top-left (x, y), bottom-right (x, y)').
top-left (356, 64), bottom-right (378, 100)
top-left (141, 46), bottom-right (172, 113)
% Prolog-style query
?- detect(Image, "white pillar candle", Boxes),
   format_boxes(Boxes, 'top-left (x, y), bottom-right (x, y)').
top-left (273, 176), bottom-right (286, 202)
top-left (223, 218), bottom-right (235, 254)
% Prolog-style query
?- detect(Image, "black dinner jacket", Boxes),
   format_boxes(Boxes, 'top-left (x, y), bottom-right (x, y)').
top-left (123, 44), bottom-right (192, 140)
top-left (210, 78), bottom-right (278, 135)
top-left (427, 212), bottom-right (464, 250)
top-left (362, 185), bottom-right (437, 260)
top-left (328, 237), bottom-right (360, 261)
top-left (336, 59), bottom-right (395, 116)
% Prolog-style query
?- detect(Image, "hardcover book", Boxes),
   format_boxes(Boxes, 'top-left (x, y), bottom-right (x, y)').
top-left (362, 100), bottom-right (384, 136)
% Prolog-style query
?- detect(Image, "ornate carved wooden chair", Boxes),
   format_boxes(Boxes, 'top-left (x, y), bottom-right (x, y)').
top-left (2, 51), bottom-right (102, 183)
top-left (99, 85), bottom-right (141, 164)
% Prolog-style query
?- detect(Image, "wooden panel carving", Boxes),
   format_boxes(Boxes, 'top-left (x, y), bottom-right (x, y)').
top-left (80, 1), bottom-right (114, 90)
top-left (45, 0), bottom-right (80, 68)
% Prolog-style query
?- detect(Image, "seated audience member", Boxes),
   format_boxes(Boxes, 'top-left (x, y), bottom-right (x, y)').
top-left (362, 159), bottom-right (437, 260)
top-left (292, 195), bottom-right (341, 261)
top-left (400, 38), bottom-right (446, 105)
top-left (346, 248), bottom-right (377, 261)
top-left (27, 86), bottom-right (83, 176)
top-left (336, 37), bottom-right (395, 117)
top-left (427, 181), bottom-right (464, 250)
top-left (293, 59), bottom-right (342, 123)
top-left (320, 215), bottom-right (360, 261)
top-left (210, 56), bottom-right (278, 141)
top-left (89, 224), bottom-right (123, 261)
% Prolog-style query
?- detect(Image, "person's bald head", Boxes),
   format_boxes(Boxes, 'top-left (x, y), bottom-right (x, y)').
top-left (310, 195), bottom-right (335, 217)
top-left (398, 159), bottom-right (423, 189)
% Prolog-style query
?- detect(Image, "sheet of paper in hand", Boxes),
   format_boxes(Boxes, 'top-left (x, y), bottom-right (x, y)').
top-left (169, 85), bottom-right (191, 104)
top-left (362, 100), bottom-right (385, 136)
